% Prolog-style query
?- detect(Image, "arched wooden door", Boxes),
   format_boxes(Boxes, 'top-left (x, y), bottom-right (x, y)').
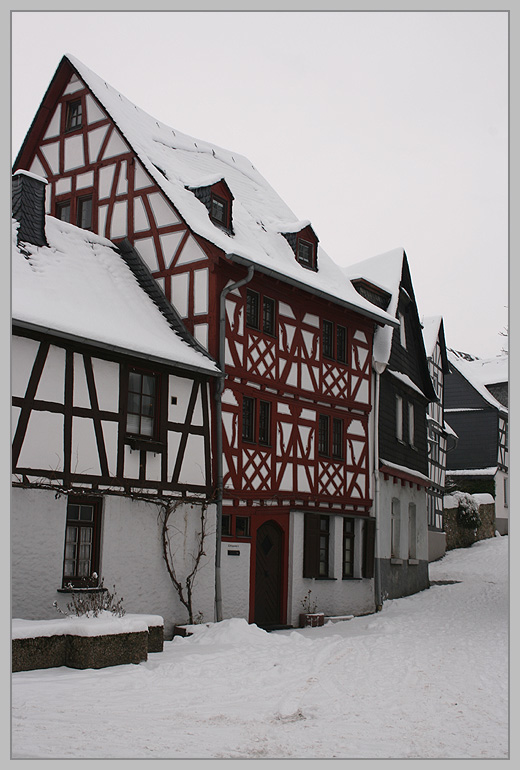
top-left (254, 520), bottom-right (283, 628)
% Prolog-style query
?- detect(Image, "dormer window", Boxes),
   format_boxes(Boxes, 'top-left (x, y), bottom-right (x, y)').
top-left (297, 239), bottom-right (315, 269)
top-left (65, 99), bottom-right (83, 131)
top-left (282, 224), bottom-right (319, 271)
top-left (210, 195), bottom-right (228, 227)
top-left (187, 179), bottom-right (234, 234)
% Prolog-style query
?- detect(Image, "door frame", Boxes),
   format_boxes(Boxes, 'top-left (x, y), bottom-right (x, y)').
top-left (250, 512), bottom-right (289, 626)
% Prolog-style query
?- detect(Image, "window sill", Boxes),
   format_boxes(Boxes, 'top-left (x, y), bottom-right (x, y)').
top-left (125, 437), bottom-right (164, 452)
top-left (57, 587), bottom-right (107, 594)
top-left (342, 576), bottom-right (362, 581)
top-left (408, 559), bottom-right (419, 565)
top-left (311, 577), bottom-right (337, 581)
top-left (390, 558), bottom-right (403, 565)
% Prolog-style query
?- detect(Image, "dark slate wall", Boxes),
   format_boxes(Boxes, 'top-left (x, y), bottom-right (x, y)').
top-left (379, 374), bottom-right (429, 475)
top-left (486, 382), bottom-right (508, 408)
top-left (444, 366), bottom-right (490, 410)
top-left (379, 263), bottom-right (432, 477)
top-left (444, 409), bottom-right (498, 470)
top-left (378, 558), bottom-right (429, 599)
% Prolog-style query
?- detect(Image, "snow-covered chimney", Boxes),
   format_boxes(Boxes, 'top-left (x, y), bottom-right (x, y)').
top-left (12, 170), bottom-right (48, 247)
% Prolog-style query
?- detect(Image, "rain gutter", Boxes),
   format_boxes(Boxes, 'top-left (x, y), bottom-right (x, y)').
top-left (224, 252), bottom-right (399, 329)
top-left (373, 361), bottom-right (386, 611)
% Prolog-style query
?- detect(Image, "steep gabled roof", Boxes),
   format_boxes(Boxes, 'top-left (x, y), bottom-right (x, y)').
top-left (447, 351), bottom-right (508, 414)
top-left (344, 247), bottom-right (436, 401)
top-left (15, 54), bottom-right (397, 330)
top-left (422, 315), bottom-right (449, 372)
top-left (12, 215), bottom-right (219, 376)
top-left (343, 247), bottom-right (405, 366)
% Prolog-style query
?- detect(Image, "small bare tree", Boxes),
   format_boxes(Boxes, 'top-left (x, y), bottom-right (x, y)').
top-left (160, 498), bottom-right (211, 625)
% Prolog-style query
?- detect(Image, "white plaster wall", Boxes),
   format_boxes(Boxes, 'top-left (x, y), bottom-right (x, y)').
top-left (378, 477), bottom-right (429, 562)
top-left (11, 487), bottom-right (68, 621)
top-left (494, 469), bottom-right (509, 526)
top-left (287, 512), bottom-right (375, 626)
top-left (100, 497), bottom-right (216, 635)
top-left (220, 541), bottom-right (251, 621)
top-left (11, 487), bottom-right (217, 638)
top-left (12, 336), bottom-right (40, 398)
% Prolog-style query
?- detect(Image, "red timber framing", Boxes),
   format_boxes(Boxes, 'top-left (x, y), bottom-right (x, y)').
top-left (14, 57), bottom-right (378, 624)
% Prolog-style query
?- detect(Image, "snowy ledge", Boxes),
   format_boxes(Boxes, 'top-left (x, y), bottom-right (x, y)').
top-left (12, 613), bottom-right (164, 672)
top-left (12, 613), bottom-right (164, 639)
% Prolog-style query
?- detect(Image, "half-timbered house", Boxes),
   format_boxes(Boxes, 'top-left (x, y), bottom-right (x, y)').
top-left (421, 316), bottom-right (451, 561)
top-left (14, 54), bottom-right (397, 628)
top-left (444, 350), bottom-right (509, 535)
top-left (12, 169), bottom-right (220, 637)
top-left (345, 249), bottom-right (437, 602)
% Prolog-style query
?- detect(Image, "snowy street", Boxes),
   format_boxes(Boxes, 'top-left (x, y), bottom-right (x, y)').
top-left (11, 535), bottom-right (508, 760)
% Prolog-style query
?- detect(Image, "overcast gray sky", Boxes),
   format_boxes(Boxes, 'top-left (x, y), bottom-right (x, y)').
top-left (11, 9), bottom-right (509, 359)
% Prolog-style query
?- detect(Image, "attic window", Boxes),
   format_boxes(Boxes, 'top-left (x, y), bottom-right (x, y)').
top-left (65, 100), bottom-right (83, 131)
top-left (297, 239), bottom-right (315, 269)
top-left (210, 195), bottom-right (228, 227)
top-left (56, 200), bottom-right (71, 223)
top-left (282, 226), bottom-right (319, 271)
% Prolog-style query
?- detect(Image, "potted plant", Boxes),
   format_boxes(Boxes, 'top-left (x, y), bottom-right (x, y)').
top-left (299, 589), bottom-right (325, 628)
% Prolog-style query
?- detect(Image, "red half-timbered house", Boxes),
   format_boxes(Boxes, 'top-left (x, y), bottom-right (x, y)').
top-left (14, 54), bottom-right (397, 627)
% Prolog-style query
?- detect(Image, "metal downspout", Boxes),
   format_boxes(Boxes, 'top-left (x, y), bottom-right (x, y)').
top-left (214, 263), bottom-right (255, 622)
top-left (373, 364), bottom-right (385, 611)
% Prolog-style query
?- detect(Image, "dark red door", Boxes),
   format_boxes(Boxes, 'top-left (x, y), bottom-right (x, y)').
top-left (254, 520), bottom-right (283, 627)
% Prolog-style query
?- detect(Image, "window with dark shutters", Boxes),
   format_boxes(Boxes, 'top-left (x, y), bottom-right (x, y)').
top-left (303, 513), bottom-right (329, 578)
top-left (362, 517), bottom-right (376, 578)
top-left (303, 513), bottom-right (321, 577)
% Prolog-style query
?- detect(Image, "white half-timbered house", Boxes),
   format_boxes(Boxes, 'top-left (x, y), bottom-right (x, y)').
top-left (421, 316), bottom-right (452, 561)
top-left (345, 249), bottom-right (437, 602)
top-left (14, 54), bottom-right (399, 628)
top-left (11, 170), bottom-right (220, 637)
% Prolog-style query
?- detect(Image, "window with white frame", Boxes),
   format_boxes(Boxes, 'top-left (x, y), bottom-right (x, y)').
top-left (408, 503), bottom-right (417, 559)
top-left (396, 395), bottom-right (403, 441)
top-left (399, 312), bottom-right (407, 349)
top-left (408, 402), bottom-right (415, 446)
top-left (391, 498), bottom-right (401, 559)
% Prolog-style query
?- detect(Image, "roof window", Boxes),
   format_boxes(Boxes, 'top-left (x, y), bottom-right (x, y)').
top-left (187, 179), bottom-right (234, 234)
top-left (282, 224), bottom-right (319, 271)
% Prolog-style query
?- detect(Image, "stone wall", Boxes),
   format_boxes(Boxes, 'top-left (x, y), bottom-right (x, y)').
top-left (12, 615), bottom-right (163, 672)
top-left (443, 494), bottom-right (496, 551)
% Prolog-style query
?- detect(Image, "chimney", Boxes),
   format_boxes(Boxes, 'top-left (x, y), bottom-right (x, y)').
top-left (12, 170), bottom-right (48, 247)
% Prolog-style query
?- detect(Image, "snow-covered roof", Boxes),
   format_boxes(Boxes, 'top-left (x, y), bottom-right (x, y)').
top-left (447, 350), bottom-right (508, 413)
top-left (61, 54), bottom-right (396, 329)
top-left (12, 217), bottom-right (219, 375)
top-left (342, 247), bottom-right (405, 365)
top-left (421, 315), bottom-right (443, 359)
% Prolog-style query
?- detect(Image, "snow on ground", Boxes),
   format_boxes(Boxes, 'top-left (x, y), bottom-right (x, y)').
top-left (11, 536), bottom-right (509, 760)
